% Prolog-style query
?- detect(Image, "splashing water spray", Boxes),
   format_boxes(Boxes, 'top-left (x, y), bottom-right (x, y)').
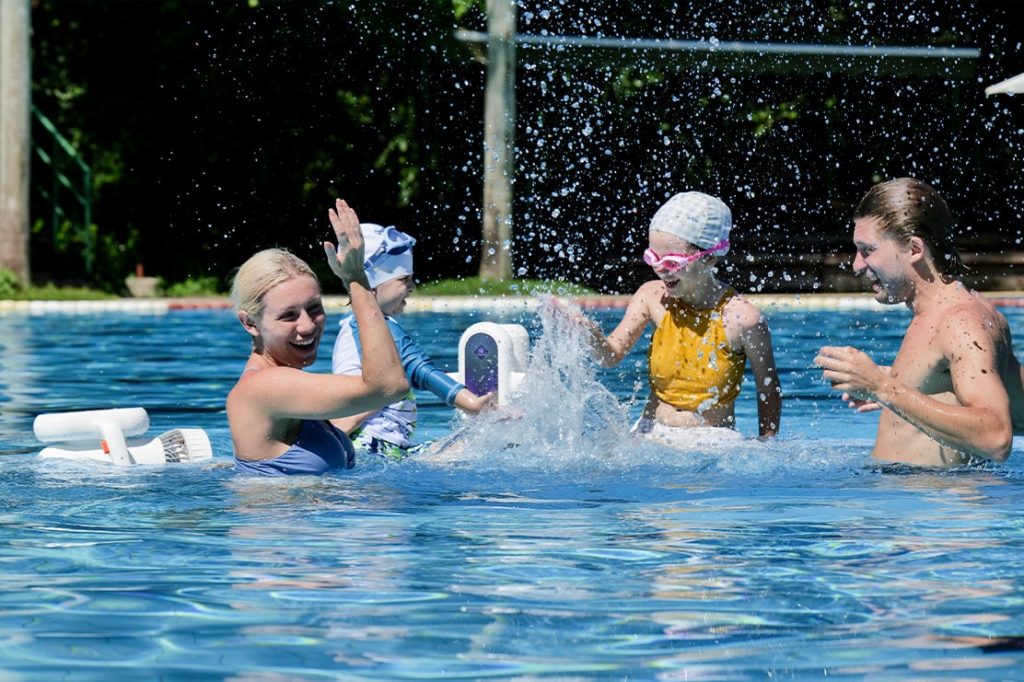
top-left (432, 296), bottom-right (632, 469)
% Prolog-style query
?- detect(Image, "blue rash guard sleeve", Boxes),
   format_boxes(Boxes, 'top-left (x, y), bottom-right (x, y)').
top-left (387, 318), bottom-right (465, 407)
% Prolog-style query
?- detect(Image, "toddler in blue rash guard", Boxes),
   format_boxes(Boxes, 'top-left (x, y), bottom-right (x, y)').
top-left (331, 223), bottom-right (495, 459)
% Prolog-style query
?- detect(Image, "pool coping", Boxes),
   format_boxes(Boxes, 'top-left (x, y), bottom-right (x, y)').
top-left (3, 291), bottom-right (1024, 315)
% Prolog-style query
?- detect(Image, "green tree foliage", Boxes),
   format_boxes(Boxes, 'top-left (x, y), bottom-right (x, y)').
top-left (28, 1), bottom-right (1024, 294)
top-left (31, 0), bottom-right (485, 290)
top-left (0, 269), bottom-right (23, 298)
top-left (501, 1), bottom-right (1024, 291)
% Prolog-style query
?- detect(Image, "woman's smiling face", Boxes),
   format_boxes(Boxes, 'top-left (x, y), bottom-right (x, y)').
top-left (254, 275), bottom-right (326, 368)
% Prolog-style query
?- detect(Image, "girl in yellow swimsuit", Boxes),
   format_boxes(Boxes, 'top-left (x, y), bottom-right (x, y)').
top-left (568, 192), bottom-right (781, 438)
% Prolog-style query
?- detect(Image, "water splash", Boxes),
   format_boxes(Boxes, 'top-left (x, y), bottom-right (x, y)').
top-left (421, 296), bottom-right (871, 480)
top-left (426, 296), bottom-right (631, 470)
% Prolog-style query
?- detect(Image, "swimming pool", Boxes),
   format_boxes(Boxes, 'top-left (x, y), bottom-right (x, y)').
top-left (2, 301), bottom-right (1023, 679)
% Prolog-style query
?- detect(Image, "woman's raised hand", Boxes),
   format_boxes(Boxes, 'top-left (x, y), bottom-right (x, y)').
top-left (323, 199), bottom-right (369, 288)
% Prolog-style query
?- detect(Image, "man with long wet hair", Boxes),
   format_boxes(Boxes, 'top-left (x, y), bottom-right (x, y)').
top-left (815, 177), bottom-right (1024, 466)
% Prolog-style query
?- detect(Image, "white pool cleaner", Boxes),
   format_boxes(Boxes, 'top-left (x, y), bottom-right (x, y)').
top-left (450, 323), bottom-right (529, 406)
top-left (33, 407), bottom-right (213, 466)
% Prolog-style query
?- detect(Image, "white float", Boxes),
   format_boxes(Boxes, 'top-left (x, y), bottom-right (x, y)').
top-left (33, 407), bottom-right (213, 466)
top-left (449, 322), bottom-right (529, 406)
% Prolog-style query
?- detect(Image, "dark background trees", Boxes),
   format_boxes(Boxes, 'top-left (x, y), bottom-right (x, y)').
top-left (28, 0), bottom-right (1024, 294)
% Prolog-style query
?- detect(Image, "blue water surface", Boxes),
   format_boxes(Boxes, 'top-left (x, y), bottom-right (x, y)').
top-left (1, 302), bottom-right (1024, 680)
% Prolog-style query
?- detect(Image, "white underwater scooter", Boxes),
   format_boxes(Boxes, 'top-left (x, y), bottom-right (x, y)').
top-left (33, 407), bottom-right (213, 466)
top-left (449, 322), bottom-right (529, 406)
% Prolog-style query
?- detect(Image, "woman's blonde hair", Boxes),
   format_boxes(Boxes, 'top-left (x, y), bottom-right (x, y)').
top-left (230, 248), bottom-right (320, 321)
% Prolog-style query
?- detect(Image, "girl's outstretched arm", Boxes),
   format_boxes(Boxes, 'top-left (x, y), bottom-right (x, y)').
top-left (550, 283), bottom-right (654, 367)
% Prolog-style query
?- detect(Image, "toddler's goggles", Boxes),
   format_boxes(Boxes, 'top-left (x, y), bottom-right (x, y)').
top-left (642, 239), bottom-right (729, 271)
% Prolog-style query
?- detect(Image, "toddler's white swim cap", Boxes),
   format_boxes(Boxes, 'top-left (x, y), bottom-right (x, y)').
top-left (360, 223), bottom-right (416, 289)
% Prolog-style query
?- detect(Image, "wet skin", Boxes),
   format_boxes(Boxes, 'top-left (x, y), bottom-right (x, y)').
top-left (817, 217), bottom-right (1024, 465)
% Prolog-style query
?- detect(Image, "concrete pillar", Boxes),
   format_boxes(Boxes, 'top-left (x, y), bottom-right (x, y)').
top-left (478, 0), bottom-right (515, 281)
top-left (0, 0), bottom-right (32, 283)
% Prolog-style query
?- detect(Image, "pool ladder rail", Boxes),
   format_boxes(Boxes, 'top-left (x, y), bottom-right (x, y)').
top-left (32, 407), bottom-right (213, 466)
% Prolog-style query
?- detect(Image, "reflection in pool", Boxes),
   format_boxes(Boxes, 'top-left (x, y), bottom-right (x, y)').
top-left (1, 302), bottom-right (1023, 678)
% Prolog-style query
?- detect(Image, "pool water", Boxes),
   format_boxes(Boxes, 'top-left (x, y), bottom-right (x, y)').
top-left (2, 302), bottom-right (1024, 679)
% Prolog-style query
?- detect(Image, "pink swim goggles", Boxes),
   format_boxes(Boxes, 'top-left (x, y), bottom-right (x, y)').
top-left (642, 240), bottom-right (729, 271)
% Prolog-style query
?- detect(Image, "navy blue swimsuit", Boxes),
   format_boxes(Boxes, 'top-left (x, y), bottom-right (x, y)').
top-left (234, 420), bottom-right (355, 476)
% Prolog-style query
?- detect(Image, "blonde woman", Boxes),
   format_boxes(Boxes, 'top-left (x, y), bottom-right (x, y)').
top-left (226, 199), bottom-right (409, 475)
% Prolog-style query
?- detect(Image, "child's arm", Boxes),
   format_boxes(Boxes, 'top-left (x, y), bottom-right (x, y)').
top-left (552, 284), bottom-right (654, 367)
top-left (732, 302), bottom-right (781, 438)
top-left (333, 410), bottom-right (375, 436)
top-left (453, 388), bottom-right (496, 414)
top-left (333, 390), bottom-right (497, 436)
top-left (391, 320), bottom-right (490, 412)
top-left (598, 288), bottom-right (654, 366)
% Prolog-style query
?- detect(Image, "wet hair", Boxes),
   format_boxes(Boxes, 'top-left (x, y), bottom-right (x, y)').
top-left (230, 248), bottom-right (320, 321)
top-left (853, 177), bottom-right (963, 278)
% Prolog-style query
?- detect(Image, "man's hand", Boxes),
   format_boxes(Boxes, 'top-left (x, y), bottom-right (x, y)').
top-left (815, 345), bottom-right (889, 405)
top-left (842, 393), bottom-right (883, 412)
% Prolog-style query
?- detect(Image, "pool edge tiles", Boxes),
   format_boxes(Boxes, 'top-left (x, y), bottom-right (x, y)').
top-left (0, 299), bottom-right (174, 315)
top-left (1, 291), bottom-right (1024, 314)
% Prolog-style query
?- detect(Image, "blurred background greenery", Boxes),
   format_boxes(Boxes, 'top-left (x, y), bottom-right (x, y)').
top-left (20, 0), bottom-right (1024, 296)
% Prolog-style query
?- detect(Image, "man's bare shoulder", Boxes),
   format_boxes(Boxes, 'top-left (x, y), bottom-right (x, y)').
top-left (942, 291), bottom-right (1007, 328)
top-left (934, 286), bottom-right (1003, 319)
top-left (933, 294), bottom-right (1010, 355)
